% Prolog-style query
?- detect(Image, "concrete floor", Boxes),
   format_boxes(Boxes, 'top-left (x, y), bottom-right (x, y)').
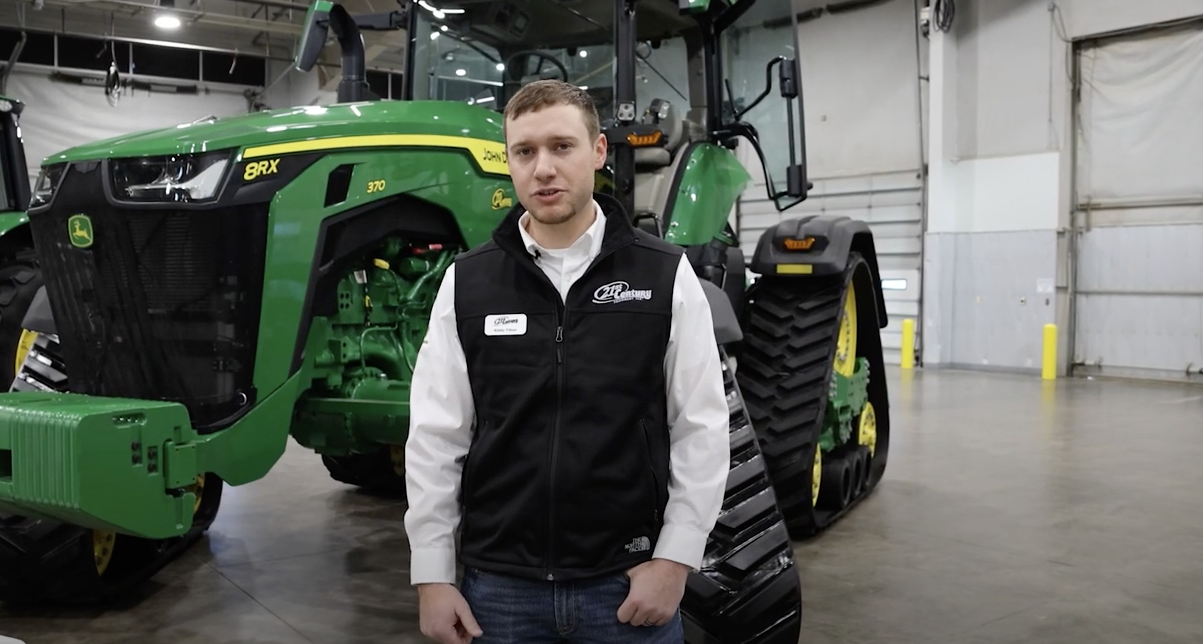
top-left (1, 368), bottom-right (1201, 643)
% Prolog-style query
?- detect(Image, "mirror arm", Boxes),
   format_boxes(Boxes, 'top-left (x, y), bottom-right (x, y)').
top-left (733, 55), bottom-right (784, 121)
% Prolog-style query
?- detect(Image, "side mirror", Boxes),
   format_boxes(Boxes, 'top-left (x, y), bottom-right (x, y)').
top-left (295, 0), bottom-right (334, 72)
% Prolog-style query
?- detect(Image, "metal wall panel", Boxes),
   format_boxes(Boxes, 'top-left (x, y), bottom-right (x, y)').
top-left (1071, 22), bottom-right (1203, 382)
top-left (737, 170), bottom-right (924, 365)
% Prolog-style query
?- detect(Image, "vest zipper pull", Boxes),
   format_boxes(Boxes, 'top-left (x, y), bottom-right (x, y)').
top-left (556, 326), bottom-right (563, 363)
top-left (556, 326), bottom-right (563, 342)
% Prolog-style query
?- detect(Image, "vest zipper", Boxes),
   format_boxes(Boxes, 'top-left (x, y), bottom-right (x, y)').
top-left (547, 316), bottom-right (565, 580)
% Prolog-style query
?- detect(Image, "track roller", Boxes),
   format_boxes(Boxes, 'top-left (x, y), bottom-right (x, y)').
top-left (738, 250), bottom-right (891, 539)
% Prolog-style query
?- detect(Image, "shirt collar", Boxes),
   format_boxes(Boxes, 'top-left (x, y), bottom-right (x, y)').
top-left (518, 199), bottom-right (606, 259)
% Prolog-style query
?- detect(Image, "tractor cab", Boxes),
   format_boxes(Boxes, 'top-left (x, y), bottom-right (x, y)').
top-left (295, 0), bottom-right (810, 233)
top-left (404, 0), bottom-right (811, 225)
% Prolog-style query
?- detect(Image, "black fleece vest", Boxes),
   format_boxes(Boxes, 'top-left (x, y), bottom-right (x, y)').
top-left (453, 194), bottom-right (684, 581)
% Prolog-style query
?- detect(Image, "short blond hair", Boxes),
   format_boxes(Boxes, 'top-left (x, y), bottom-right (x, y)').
top-left (503, 79), bottom-right (600, 140)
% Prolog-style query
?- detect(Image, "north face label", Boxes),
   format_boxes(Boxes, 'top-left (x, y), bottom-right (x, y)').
top-left (623, 536), bottom-right (651, 554)
top-left (592, 280), bottom-right (652, 305)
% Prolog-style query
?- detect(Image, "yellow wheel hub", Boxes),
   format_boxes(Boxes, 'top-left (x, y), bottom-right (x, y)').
top-left (833, 282), bottom-right (857, 378)
top-left (812, 445), bottom-right (822, 506)
top-left (858, 401), bottom-right (877, 457)
top-left (186, 474), bottom-right (205, 514)
top-left (93, 530), bottom-right (116, 576)
top-left (13, 328), bottom-right (37, 376)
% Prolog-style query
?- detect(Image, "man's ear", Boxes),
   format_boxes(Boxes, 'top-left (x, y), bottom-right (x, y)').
top-left (593, 132), bottom-right (608, 169)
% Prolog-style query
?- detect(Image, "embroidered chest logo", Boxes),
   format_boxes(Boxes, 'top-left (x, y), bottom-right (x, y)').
top-left (592, 280), bottom-right (652, 305)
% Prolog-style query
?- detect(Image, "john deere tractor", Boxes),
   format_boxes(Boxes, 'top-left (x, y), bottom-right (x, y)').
top-left (0, 0), bottom-right (890, 641)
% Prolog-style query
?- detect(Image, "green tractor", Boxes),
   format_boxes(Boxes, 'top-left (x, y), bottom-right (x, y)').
top-left (0, 0), bottom-right (891, 641)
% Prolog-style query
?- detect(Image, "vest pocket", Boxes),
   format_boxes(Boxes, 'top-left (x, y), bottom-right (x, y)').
top-left (640, 418), bottom-right (662, 524)
top-left (461, 419), bottom-right (486, 508)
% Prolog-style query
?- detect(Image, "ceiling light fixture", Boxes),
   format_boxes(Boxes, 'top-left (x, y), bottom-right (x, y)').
top-left (155, 0), bottom-right (180, 29)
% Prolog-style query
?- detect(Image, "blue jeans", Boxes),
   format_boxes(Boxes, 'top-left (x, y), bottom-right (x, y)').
top-left (459, 567), bottom-right (684, 643)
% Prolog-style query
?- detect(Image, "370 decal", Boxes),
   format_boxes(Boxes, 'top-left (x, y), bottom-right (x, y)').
top-left (366, 179), bottom-right (387, 193)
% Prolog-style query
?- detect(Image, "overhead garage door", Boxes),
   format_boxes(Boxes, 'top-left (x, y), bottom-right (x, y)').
top-left (1071, 21), bottom-right (1203, 382)
top-left (737, 170), bottom-right (924, 366)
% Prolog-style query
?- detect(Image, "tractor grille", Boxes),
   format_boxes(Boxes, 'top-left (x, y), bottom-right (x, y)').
top-left (27, 162), bottom-right (269, 429)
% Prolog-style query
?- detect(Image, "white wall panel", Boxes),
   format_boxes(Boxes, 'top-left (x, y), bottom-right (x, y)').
top-left (956, 0), bottom-right (1068, 159)
top-left (1071, 21), bottom-right (1203, 382)
top-left (8, 67), bottom-right (251, 183)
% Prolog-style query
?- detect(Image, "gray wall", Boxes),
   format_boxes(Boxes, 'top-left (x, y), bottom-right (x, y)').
top-left (923, 0), bottom-right (1203, 375)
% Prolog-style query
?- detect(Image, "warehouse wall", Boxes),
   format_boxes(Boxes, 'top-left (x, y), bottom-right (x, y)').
top-left (922, 0), bottom-right (1070, 373)
top-left (923, 0), bottom-right (1203, 374)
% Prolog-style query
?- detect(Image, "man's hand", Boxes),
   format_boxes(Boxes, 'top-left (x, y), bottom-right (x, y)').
top-left (417, 583), bottom-right (483, 643)
top-left (616, 559), bottom-right (692, 627)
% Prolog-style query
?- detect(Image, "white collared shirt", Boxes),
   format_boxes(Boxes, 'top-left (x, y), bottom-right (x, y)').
top-left (404, 199), bottom-right (730, 584)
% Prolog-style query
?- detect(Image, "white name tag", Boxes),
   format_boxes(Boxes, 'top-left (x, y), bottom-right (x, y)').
top-left (484, 313), bottom-right (527, 336)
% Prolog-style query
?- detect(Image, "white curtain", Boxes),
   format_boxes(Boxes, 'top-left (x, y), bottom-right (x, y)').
top-left (1076, 23), bottom-right (1203, 205)
top-left (6, 68), bottom-right (251, 183)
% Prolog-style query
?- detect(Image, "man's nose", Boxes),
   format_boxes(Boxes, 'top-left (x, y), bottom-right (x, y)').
top-left (533, 151), bottom-right (556, 178)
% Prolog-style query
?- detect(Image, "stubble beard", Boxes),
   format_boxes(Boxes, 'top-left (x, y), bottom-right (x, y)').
top-left (527, 189), bottom-right (590, 227)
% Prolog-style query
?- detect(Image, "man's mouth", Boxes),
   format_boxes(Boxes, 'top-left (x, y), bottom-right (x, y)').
top-left (534, 188), bottom-right (563, 197)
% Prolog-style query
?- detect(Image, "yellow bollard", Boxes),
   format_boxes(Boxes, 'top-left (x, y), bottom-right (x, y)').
top-left (900, 318), bottom-right (915, 369)
top-left (1042, 323), bottom-right (1057, 380)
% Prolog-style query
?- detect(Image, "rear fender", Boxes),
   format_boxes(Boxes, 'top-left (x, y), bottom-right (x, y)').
top-left (698, 279), bottom-right (742, 345)
top-left (750, 215), bottom-right (888, 329)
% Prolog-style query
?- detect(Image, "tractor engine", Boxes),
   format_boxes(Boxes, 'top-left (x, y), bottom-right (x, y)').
top-left (291, 238), bottom-right (455, 457)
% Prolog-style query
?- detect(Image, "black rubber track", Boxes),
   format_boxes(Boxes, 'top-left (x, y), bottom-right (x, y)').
top-left (736, 251), bottom-right (891, 540)
top-left (322, 446), bottom-right (407, 496)
top-left (681, 348), bottom-right (802, 644)
top-left (0, 332), bottom-right (225, 606)
top-left (0, 247), bottom-right (43, 387)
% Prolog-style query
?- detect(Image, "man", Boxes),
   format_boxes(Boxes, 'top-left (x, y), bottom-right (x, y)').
top-left (404, 79), bottom-right (729, 644)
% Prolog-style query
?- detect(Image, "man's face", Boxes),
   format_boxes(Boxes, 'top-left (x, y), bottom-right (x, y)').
top-left (505, 102), bottom-right (606, 226)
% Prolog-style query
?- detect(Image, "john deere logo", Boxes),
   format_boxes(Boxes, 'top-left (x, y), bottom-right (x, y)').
top-left (491, 188), bottom-right (513, 210)
top-left (68, 214), bottom-right (93, 248)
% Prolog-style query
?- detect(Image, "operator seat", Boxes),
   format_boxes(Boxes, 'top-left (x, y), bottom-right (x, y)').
top-left (635, 98), bottom-right (684, 170)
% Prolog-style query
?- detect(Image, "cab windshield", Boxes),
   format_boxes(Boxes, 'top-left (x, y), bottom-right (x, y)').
top-left (408, 2), bottom-right (616, 112)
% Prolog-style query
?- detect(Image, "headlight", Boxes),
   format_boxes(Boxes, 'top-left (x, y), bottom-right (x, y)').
top-left (29, 163), bottom-right (66, 208)
top-left (111, 151), bottom-right (232, 203)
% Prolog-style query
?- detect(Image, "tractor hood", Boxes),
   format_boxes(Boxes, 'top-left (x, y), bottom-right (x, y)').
top-left (42, 100), bottom-right (507, 166)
